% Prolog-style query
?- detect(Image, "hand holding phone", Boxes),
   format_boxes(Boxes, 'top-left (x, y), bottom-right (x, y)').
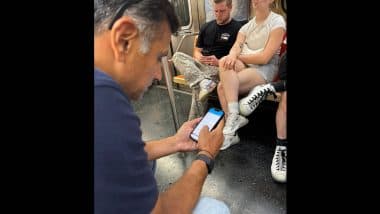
top-left (201, 49), bottom-right (211, 56)
top-left (190, 108), bottom-right (224, 142)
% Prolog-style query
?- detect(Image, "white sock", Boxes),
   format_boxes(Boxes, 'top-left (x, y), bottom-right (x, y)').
top-left (228, 102), bottom-right (239, 115)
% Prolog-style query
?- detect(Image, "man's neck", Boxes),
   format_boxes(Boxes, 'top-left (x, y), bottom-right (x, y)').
top-left (217, 17), bottom-right (232, 26)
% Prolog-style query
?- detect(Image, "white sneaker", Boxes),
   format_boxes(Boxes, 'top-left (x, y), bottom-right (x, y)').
top-left (271, 145), bottom-right (287, 183)
top-left (220, 133), bottom-right (240, 150)
top-left (239, 84), bottom-right (276, 116)
top-left (223, 113), bottom-right (249, 135)
top-left (198, 79), bottom-right (217, 101)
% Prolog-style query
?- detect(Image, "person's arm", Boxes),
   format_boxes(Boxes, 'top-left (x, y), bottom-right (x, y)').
top-left (144, 135), bottom-right (196, 160)
top-left (220, 32), bottom-right (246, 69)
top-left (193, 35), bottom-right (203, 62)
top-left (144, 136), bottom-right (181, 160)
top-left (203, 55), bottom-right (219, 67)
top-left (151, 120), bottom-right (225, 213)
top-left (152, 155), bottom-right (208, 213)
top-left (238, 28), bottom-right (285, 65)
top-left (144, 118), bottom-right (202, 160)
top-left (193, 36), bottom-right (218, 66)
top-left (229, 32), bottom-right (246, 59)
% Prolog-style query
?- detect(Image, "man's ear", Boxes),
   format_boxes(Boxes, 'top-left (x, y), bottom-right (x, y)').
top-left (110, 16), bottom-right (139, 62)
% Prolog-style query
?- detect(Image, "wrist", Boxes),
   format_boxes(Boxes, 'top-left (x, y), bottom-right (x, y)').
top-left (198, 150), bottom-right (214, 159)
top-left (170, 135), bottom-right (181, 152)
top-left (194, 153), bottom-right (215, 174)
top-left (230, 53), bottom-right (238, 59)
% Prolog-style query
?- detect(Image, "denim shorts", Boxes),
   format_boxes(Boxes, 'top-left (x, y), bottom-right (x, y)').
top-left (246, 54), bottom-right (280, 83)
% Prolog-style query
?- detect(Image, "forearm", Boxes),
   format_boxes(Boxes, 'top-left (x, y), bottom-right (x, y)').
top-left (228, 33), bottom-right (245, 59)
top-left (229, 42), bottom-right (242, 59)
top-left (238, 52), bottom-right (268, 65)
top-left (193, 48), bottom-right (203, 61)
top-left (144, 136), bottom-right (178, 161)
top-left (152, 159), bottom-right (208, 213)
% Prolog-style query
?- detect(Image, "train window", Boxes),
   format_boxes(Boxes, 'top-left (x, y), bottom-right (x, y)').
top-left (170, 0), bottom-right (191, 27)
top-left (205, 0), bottom-right (250, 22)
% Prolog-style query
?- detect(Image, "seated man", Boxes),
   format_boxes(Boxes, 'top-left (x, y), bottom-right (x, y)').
top-left (239, 51), bottom-right (287, 183)
top-left (172, 0), bottom-right (242, 120)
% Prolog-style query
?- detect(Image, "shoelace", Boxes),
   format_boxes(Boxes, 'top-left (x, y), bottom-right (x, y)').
top-left (247, 88), bottom-right (276, 110)
top-left (275, 148), bottom-right (287, 171)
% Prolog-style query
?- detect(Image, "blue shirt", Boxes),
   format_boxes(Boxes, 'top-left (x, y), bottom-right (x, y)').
top-left (94, 69), bottom-right (158, 214)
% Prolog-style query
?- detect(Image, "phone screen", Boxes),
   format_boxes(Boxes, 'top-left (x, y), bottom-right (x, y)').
top-left (190, 108), bottom-right (224, 142)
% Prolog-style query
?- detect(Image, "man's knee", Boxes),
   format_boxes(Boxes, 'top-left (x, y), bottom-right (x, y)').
top-left (193, 197), bottom-right (230, 214)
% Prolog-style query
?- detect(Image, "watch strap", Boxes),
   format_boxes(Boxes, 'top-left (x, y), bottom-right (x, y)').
top-left (195, 153), bottom-right (214, 174)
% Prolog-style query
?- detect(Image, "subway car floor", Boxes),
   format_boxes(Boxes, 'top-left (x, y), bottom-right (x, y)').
top-left (132, 85), bottom-right (286, 214)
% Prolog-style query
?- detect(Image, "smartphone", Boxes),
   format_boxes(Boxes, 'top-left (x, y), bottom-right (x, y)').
top-left (190, 107), bottom-right (224, 142)
top-left (201, 49), bottom-right (212, 56)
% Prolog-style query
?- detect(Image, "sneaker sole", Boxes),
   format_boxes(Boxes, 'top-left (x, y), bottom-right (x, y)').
top-left (271, 175), bottom-right (286, 183)
top-left (220, 135), bottom-right (240, 150)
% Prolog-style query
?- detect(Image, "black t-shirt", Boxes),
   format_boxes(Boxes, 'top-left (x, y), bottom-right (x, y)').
top-left (196, 19), bottom-right (242, 59)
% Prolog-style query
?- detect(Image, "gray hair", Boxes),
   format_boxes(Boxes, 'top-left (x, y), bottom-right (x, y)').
top-left (94, 0), bottom-right (179, 53)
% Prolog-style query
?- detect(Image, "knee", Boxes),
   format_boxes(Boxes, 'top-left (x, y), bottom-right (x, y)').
top-left (218, 67), bottom-right (234, 82)
top-left (234, 60), bottom-right (246, 72)
top-left (218, 56), bottom-right (227, 68)
top-left (193, 197), bottom-right (230, 214)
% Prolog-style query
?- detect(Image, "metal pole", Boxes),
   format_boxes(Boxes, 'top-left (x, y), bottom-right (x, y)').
top-left (161, 56), bottom-right (180, 131)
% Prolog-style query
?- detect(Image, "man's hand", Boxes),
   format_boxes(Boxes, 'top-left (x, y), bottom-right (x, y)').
top-left (200, 55), bottom-right (218, 66)
top-left (173, 117), bottom-right (202, 152)
top-left (197, 118), bottom-right (225, 158)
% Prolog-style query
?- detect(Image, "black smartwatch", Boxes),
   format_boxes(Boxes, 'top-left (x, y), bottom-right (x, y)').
top-left (195, 154), bottom-right (214, 174)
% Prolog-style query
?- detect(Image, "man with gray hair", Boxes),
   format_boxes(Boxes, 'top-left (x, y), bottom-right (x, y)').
top-left (94, 0), bottom-right (229, 213)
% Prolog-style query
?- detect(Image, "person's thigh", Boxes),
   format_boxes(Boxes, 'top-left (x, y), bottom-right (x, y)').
top-left (255, 62), bottom-right (278, 83)
top-left (193, 197), bottom-right (230, 214)
top-left (237, 67), bottom-right (266, 94)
